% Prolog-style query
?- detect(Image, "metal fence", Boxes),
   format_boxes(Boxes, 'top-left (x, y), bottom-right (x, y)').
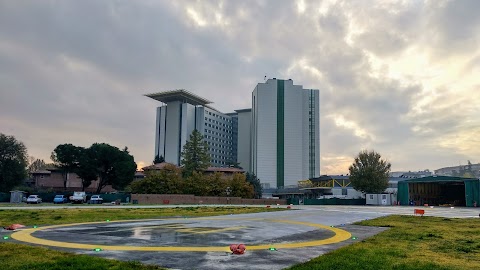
top-left (287, 198), bottom-right (365, 205)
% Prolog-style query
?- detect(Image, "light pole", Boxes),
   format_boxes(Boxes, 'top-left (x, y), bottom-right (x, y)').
top-left (226, 187), bottom-right (232, 204)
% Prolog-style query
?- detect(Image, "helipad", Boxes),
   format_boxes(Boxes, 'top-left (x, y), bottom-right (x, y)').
top-left (6, 206), bottom-right (429, 270)
top-left (11, 218), bottom-right (352, 252)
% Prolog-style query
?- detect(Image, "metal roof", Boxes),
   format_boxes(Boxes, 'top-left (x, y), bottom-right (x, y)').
top-left (399, 175), bottom-right (479, 183)
top-left (145, 90), bottom-right (212, 105)
top-left (234, 108), bottom-right (252, 113)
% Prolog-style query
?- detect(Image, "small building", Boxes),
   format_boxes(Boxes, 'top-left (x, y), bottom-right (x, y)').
top-left (141, 162), bottom-right (179, 172)
top-left (29, 168), bottom-right (115, 192)
top-left (203, 167), bottom-right (245, 179)
top-left (365, 179), bottom-right (399, 205)
top-left (10, 190), bottom-right (26, 203)
top-left (398, 176), bottom-right (480, 207)
top-left (366, 193), bottom-right (397, 206)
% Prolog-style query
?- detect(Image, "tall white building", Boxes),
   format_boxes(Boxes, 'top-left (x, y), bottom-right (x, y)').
top-left (146, 78), bottom-right (320, 188)
top-left (146, 90), bottom-right (236, 167)
top-left (251, 79), bottom-right (320, 188)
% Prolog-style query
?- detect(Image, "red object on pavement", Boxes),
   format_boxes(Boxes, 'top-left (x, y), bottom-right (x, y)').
top-left (230, 243), bottom-right (246, 254)
top-left (4, 224), bottom-right (26, 230)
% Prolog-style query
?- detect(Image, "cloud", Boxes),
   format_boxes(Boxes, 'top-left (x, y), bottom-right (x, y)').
top-left (1, 0), bottom-right (479, 176)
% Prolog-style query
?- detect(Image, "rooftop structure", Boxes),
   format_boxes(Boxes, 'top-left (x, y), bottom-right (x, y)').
top-left (145, 90), bottom-right (212, 106)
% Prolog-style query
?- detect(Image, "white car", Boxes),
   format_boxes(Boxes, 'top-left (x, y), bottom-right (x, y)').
top-left (26, 195), bottom-right (42, 204)
top-left (88, 195), bottom-right (104, 204)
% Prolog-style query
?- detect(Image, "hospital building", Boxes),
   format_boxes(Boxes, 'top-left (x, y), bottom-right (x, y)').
top-left (145, 79), bottom-right (320, 188)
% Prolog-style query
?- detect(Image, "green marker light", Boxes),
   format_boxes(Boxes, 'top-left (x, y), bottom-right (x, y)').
top-left (352, 237), bottom-right (357, 240)
top-left (3, 236), bottom-right (9, 240)
top-left (330, 225), bottom-right (334, 227)
top-left (268, 247), bottom-right (277, 251)
top-left (33, 225), bottom-right (38, 228)
top-left (94, 248), bottom-right (102, 252)
top-left (106, 220), bottom-right (110, 222)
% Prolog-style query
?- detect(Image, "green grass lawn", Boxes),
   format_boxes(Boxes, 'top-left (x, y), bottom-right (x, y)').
top-left (289, 215), bottom-right (480, 270)
top-left (0, 206), bottom-right (285, 270)
top-left (0, 206), bottom-right (284, 225)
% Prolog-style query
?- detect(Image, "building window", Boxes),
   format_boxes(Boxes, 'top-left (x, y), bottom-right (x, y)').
top-left (369, 195), bottom-right (374, 200)
top-left (382, 195), bottom-right (387, 200)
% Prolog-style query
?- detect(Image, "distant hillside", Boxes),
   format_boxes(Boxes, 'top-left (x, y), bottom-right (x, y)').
top-left (434, 162), bottom-right (480, 178)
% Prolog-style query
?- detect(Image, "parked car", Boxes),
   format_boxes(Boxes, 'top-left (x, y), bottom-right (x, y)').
top-left (88, 195), bottom-right (104, 204)
top-left (53, 195), bottom-right (68, 204)
top-left (69, 192), bottom-right (87, 204)
top-left (26, 195), bottom-right (42, 204)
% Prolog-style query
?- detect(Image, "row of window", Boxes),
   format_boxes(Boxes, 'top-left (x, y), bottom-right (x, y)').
top-left (206, 141), bottom-right (232, 150)
top-left (212, 160), bottom-right (227, 165)
top-left (204, 130), bottom-right (232, 143)
top-left (205, 117), bottom-right (232, 128)
top-left (206, 111), bottom-right (232, 123)
top-left (205, 123), bottom-right (233, 134)
top-left (210, 148), bottom-right (229, 154)
top-left (210, 154), bottom-right (229, 160)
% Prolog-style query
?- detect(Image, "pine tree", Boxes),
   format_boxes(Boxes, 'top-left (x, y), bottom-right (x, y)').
top-left (180, 129), bottom-right (210, 177)
top-left (153, 154), bottom-right (165, 164)
top-left (246, 172), bottom-right (263, 198)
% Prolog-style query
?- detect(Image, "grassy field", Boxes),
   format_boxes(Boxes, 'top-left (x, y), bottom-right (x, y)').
top-left (289, 215), bottom-right (480, 270)
top-left (0, 243), bottom-right (164, 270)
top-left (0, 206), bottom-right (285, 270)
top-left (0, 206), bottom-right (284, 225)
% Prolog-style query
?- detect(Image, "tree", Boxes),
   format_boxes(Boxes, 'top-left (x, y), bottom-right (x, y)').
top-left (75, 147), bottom-right (98, 191)
top-left (225, 160), bottom-right (242, 169)
top-left (348, 150), bottom-right (391, 194)
top-left (180, 129), bottom-right (210, 177)
top-left (462, 160), bottom-right (475, 178)
top-left (228, 173), bottom-right (254, 198)
top-left (130, 164), bottom-right (183, 194)
top-left (89, 143), bottom-right (137, 193)
top-left (0, 134), bottom-right (28, 192)
top-left (153, 154), bottom-right (165, 164)
top-left (183, 171), bottom-right (207, 196)
top-left (246, 172), bottom-right (262, 198)
top-left (51, 144), bottom-right (82, 189)
top-left (204, 172), bottom-right (229, 196)
top-left (28, 158), bottom-right (47, 173)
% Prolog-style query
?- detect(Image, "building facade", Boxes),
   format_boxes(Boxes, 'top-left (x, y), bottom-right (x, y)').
top-left (29, 169), bottom-right (115, 192)
top-left (251, 79), bottom-right (320, 188)
top-left (147, 90), bottom-right (236, 167)
top-left (147, 79), bottom-right (320, 188)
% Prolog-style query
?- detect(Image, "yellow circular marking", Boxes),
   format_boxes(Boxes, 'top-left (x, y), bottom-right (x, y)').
top-left (11, 219), bottom-right (351, 252)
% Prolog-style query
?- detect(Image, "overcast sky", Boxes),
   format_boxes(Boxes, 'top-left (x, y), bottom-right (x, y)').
top-left (1, 0), bottom-right (479, 174)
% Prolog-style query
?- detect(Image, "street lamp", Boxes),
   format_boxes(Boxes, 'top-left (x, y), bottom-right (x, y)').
top-left (226, 187), bottom-right (231, 204)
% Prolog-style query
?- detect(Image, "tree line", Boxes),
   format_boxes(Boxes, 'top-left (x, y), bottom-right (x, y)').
top-left (51, 143), bottom-right (137, 193)
top-left (129, 165), bottom-right (261, 198)
top-left (1, 130), bottom-right (394, 197)
top-left (132, 130), bottom-right (262, 198)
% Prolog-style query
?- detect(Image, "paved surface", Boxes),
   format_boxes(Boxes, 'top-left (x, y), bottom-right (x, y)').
top-left (3, 205), bottom-right (480, 269)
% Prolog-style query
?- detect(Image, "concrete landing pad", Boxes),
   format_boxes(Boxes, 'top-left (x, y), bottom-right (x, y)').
top-left (8, 208), bottom-right (391, 269)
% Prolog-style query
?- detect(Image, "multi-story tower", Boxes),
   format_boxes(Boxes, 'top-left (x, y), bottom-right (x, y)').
top-left (251, 79), bottom-right (320, 188)
top-left (233, 109), bottom-right (252, 172)
top-left (146, 90), bottom-right (236, 167)
top-left (146, 79), bottom-right (320, 189)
